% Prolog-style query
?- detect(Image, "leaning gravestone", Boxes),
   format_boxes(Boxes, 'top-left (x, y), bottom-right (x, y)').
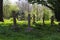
top-left (0, 0), bottom-right (4, 22)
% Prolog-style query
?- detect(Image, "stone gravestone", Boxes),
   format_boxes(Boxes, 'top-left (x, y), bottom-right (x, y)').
top-left (0, 0), bottom-right (4, 22)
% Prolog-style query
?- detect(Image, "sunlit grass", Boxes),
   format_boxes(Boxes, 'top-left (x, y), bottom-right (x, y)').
top-left (0, 19), bottom-right (59, 40)
top-left (4, 19), bottom-right (59, 25)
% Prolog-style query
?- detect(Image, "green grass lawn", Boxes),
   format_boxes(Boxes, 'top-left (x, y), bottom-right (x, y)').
top-left (0, 19), bottom-right (60, 40)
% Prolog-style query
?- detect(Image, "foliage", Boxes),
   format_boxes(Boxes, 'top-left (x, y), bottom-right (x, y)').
top-left (43, 6), bottom-right (53, 20)
top-left (1, 0), bottom-right (60, 40)
top-left (47, 0), bottom-right (60, 21)
top-left (28, 0), bottom-right (60, 22)
top-left (3, 5), bottom-right (19, 18)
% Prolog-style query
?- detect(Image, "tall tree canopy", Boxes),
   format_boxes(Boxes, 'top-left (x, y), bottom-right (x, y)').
top-left (47, 0), bottom-right (60, 21)
top-left (28, 0), bottom-right (60, 22)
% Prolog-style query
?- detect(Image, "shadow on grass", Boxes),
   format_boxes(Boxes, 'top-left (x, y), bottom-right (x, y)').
top-left (0, 21), bottom-right (60, 40)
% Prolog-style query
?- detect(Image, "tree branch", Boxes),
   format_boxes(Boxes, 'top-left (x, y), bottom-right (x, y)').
top-left (43, 4), bottom-right (54, 10)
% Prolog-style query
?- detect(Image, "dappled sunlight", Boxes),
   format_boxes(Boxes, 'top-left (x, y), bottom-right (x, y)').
top-left (0, 19), bottom-right (60, 40)
top-left (1, 0), bottom-right (60, 40)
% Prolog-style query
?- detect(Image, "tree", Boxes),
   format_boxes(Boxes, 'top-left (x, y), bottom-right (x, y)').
top-left (28, 0), bottom-right (60, 22)
top-left (3, 0), bottom-right (10, 18)
top-left (3, 0), bottom-right (19, 18)
top-left (46, 0), bottom-right (60, 22)
top-left (0, 0), bottom-right (4, 22)
top-left (17, 0), bottom-right (29, 20)
top-left (12, 11), bottom-right (20, 31)
top-left (32, 14), bottom-right (35, 24)
top-left (12, 11), bottom-right (17, 28)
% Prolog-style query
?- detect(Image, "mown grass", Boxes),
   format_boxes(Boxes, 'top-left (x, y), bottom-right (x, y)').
top-left (0, 19), bottom-right (60, 40)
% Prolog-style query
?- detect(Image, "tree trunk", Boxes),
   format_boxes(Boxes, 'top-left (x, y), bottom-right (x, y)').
top-left (26, 14), bottom-right (33, 32)
top-left (33, 14), bottom-right (35, 24)
top-left (0, 0), bottom-right (4, 22)
top-left (12, 11), bottom-right (17, 29)
top-left (43, 14), bottom-right (45, 25)
top-left (28, 14), bottom-right (30, 27)
top-left (50, 16), bottom-right (54, 26)
top-left (58, 22), bottom-right (60, 26)
top-left (20, 12), bottom-right (25, 20)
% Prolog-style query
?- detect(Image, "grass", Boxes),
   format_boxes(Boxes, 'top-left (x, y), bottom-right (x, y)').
top-left (0, 19), bottom-right (60, 40)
